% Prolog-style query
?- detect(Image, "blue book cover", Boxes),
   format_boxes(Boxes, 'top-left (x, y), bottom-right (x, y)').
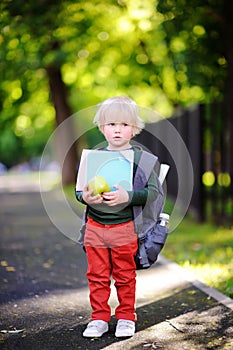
top-left (76, 149), bottom-right (134, 191)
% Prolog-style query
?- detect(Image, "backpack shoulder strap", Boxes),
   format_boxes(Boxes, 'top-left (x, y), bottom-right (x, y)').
top-left (133, 149), bottom-right (158, 190)
top-left (133, 150), bottom-right (159, 235)
top-left (139, 150), bottom-right (158, 181)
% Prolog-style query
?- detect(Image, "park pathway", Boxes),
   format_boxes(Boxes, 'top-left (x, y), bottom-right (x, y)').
top-left (0, 181), bottom-right (233, 350)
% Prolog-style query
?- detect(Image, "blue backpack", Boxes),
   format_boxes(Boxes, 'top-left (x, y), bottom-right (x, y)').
top-left (133, 150), bottom-right (169, 269)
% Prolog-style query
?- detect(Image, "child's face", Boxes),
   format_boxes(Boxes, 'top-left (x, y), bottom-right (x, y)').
top-left (101, 122), bottom-right (134, 150)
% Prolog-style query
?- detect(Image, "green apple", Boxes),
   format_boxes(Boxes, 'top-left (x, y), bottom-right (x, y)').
top-left (88, 175), bottom-right (111, 195)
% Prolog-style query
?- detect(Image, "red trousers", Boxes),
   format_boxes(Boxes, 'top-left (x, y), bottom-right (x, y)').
top-left (84, 218), bottom-right (138, 322)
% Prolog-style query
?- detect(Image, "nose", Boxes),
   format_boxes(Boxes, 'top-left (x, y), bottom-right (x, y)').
top-left (114, 124), bottom-right (121, 132)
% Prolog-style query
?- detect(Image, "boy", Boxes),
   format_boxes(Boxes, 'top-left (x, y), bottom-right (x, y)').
top-left (75, 96), bottom-right (160, 338)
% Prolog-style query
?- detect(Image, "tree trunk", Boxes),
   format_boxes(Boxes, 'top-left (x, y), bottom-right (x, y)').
top-left (46, 65), bottom-right (78, 185)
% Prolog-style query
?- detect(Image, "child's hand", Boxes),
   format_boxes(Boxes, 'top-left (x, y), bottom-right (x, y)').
top-left (82, 185), bottom-right (103, 205)
top-left (102, 185), bottom-right (129, 206)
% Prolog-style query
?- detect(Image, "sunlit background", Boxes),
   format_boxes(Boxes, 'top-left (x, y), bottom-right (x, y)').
top-left (0, 0), bottom-right (232, 298)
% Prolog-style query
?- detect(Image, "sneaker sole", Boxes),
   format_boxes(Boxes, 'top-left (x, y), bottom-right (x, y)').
top-left (83, 327), bottom-right (108, 338)
top-left (115, 331), bottom-right (135, 337)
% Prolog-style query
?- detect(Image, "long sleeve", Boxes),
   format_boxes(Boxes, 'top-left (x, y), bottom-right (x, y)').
top-left (75, 190), bottom-right (86, 204)
top-left (127, 168), bottom-right (159, 206)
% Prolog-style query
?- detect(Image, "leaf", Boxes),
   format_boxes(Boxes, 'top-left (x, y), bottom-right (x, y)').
top-left (6, 266), bottom-right (16, 272)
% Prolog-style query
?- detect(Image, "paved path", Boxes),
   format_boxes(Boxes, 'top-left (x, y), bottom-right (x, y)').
top-left (0, 188), bottom-right (233, 350)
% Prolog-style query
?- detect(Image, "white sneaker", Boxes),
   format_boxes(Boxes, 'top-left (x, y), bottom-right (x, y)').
top-left (83, 320), bottom-right (108, 337)
top-left (115, 319), bottom-right (135, 337)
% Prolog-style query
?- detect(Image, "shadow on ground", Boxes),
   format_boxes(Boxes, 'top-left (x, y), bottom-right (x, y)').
top-left (1, 286), bottom-right (232, 350)
top-left (1, 191), bottom-right (233, 350)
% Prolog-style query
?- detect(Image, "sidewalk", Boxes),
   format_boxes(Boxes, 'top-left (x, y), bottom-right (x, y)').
top-left (0, 188), bottom-right (233, 350)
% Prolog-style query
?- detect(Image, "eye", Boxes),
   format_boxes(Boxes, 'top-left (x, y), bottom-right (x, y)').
top-left (122, 123), bottom-right (129, 127)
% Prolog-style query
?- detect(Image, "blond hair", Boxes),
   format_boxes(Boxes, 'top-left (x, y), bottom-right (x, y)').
top-left (93, 96), bottom-right (144, 136)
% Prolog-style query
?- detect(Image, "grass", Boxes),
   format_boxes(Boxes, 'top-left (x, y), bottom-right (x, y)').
top-left (163, 211), bottom-right (233, 299)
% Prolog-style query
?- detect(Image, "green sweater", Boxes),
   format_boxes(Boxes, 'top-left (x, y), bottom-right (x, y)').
top-left (75, 147), bottom-right (159, 225)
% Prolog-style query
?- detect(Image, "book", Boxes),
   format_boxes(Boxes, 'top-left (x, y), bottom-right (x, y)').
top-left (76, 149), bottom-right (134, 192)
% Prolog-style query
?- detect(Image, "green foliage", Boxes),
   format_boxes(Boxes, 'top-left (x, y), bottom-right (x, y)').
top-left (163, 212), bottom-right (233, 298)
top-left (0, 130), bottom-right (22, 167)
top-left (0, 0), bottom-right (227, 167)
top-left (157, 0), bottom-right (226, 103)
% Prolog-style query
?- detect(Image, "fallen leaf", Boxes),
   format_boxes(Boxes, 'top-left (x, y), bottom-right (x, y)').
top-left (42, 259), bottom-right (54, 269)
top-left (6, 266), bottom-right (16, 272)
top-left (34, 248), bottom-right (41, 255)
